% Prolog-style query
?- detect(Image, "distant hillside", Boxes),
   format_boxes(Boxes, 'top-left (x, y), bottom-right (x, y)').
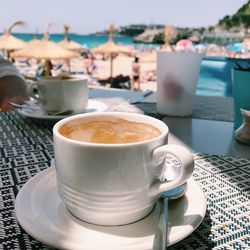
top-left (132, 1), bottom-right (249, 44)
top-left (218, 1), bottom-right (250, 29)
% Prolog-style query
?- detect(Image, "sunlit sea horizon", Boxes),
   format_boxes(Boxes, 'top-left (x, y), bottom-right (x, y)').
top-left (8, 33), bottom-right (157, 50)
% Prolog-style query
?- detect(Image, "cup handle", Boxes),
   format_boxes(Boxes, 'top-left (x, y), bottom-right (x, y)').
top-left (151, 144), bottom-right (194, 195)
top-left (27, 83), bottom-right (40, 100)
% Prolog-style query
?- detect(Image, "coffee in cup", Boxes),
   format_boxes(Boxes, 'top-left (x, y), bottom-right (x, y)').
top-left (59, 118), bottom-right (161, 144)
top-left (53, 112), bottom-right (194, 226)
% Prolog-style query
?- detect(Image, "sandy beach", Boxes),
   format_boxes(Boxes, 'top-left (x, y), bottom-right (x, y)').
top-left (69, 54), bottom-right (157, 92)
top-left (16, 53), bottom-right (158, 92)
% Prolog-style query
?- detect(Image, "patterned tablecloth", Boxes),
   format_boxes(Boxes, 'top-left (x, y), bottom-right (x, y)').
top-left (0, 110), bottom-right (249, 250)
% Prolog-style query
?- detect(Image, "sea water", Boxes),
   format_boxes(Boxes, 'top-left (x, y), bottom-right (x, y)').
top-left (11, 33), bottom-right (235, 97)
top-left (13, 33), bottom-right (141, 49)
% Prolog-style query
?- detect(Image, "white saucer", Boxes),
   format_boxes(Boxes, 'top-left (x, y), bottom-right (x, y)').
top-left (18, 100), bottom-right (107, 121)
top-left (15, 167), bottom-right (206, 250)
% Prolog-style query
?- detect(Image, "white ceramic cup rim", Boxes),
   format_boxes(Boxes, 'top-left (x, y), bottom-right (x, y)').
top-left (157, 50), bottom-right (203, 57)
top-left (38, 75), bottom-right (88, 82)
top-left (53, 112), bottom-right (169, 148)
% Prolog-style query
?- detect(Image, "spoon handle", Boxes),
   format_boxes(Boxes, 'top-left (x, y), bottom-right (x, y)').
top-left (152, 198), bottom-right (168, 250)
top-left (8, 102), bottom-right (40, 111)
top-left (162, 197), bottom-right (169, 249)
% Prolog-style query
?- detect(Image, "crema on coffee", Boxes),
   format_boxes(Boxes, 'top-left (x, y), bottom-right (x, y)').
top-left (59, 118), bottom-right (161, 144)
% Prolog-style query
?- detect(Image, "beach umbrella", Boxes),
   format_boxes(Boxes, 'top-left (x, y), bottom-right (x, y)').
top-left (162, 25), bottom-right (176, 52)
top-left (175, 39), bottom-right (193, 51)
top-left (11, 25), bottom-right (79, 76)
top-left (0, 21), bottom-right (26, 59)
top-left (26, 29), bottom-right (41, 46)
top-left (27, 37), bottom-right (40, 46)
top-left (230, 43), bottom-right (246, 52)
top-left (91, 24), bottom-right (133, 78)
top-left (141, 25), bottom-right (176, 63)
top-left (58, 24), bottom-right (85, 52)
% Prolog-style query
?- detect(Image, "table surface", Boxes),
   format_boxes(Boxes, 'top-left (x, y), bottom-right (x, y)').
top-left (138, 93), bottom-right (249, 160)
top-left (0, 91), bottom-right (249, 250)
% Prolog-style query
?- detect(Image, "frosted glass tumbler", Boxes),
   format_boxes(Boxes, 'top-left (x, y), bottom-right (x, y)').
top-left (157, 51), bottom-right (202, 116)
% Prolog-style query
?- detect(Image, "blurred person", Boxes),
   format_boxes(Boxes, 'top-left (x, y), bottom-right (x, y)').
top-left (84, 53), bottom-right (96, 76)
top-left (0, 56), bottom-right (28, 111)
top-left (131, 56), bottom-right (141, 91)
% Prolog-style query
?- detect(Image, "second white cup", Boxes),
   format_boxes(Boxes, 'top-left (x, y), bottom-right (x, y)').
top-left (29, 76), bottom-right (88, 114)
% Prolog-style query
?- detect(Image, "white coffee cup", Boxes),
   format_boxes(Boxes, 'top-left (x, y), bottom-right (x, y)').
top-left (53, 112), bottom-right (194, 226)
top-left (157, 51), bottom-right (202, 116)
top-left (29, 76), bottom-right (88, 114)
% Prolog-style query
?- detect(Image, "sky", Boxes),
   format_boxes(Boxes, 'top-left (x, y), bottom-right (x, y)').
top-left (1, 0), bottom-right (248, 35)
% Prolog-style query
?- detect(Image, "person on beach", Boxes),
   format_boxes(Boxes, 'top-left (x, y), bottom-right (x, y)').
top-left (84, 53), bottom-right (96, 76)
top-left (0, 57), bottom-right (28, 111)
top-left (131, 56), bottom-right (141, 91)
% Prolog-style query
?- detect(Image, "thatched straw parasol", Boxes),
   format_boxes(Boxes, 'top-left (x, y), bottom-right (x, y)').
top-left (91, 24), bottom-right (133, 78)
top-left (0, 21), bottom-right (27, 59)
top-left (141, 25), bottom-right (177, 63)
top-left (58, 24), bottom-right (85, 52)
top-left (161, 25), bottom-right (176, 51)
top-left (11, 23), bottom-right (79, 76)
top-left (26, 29), bottom-right (40, 46)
